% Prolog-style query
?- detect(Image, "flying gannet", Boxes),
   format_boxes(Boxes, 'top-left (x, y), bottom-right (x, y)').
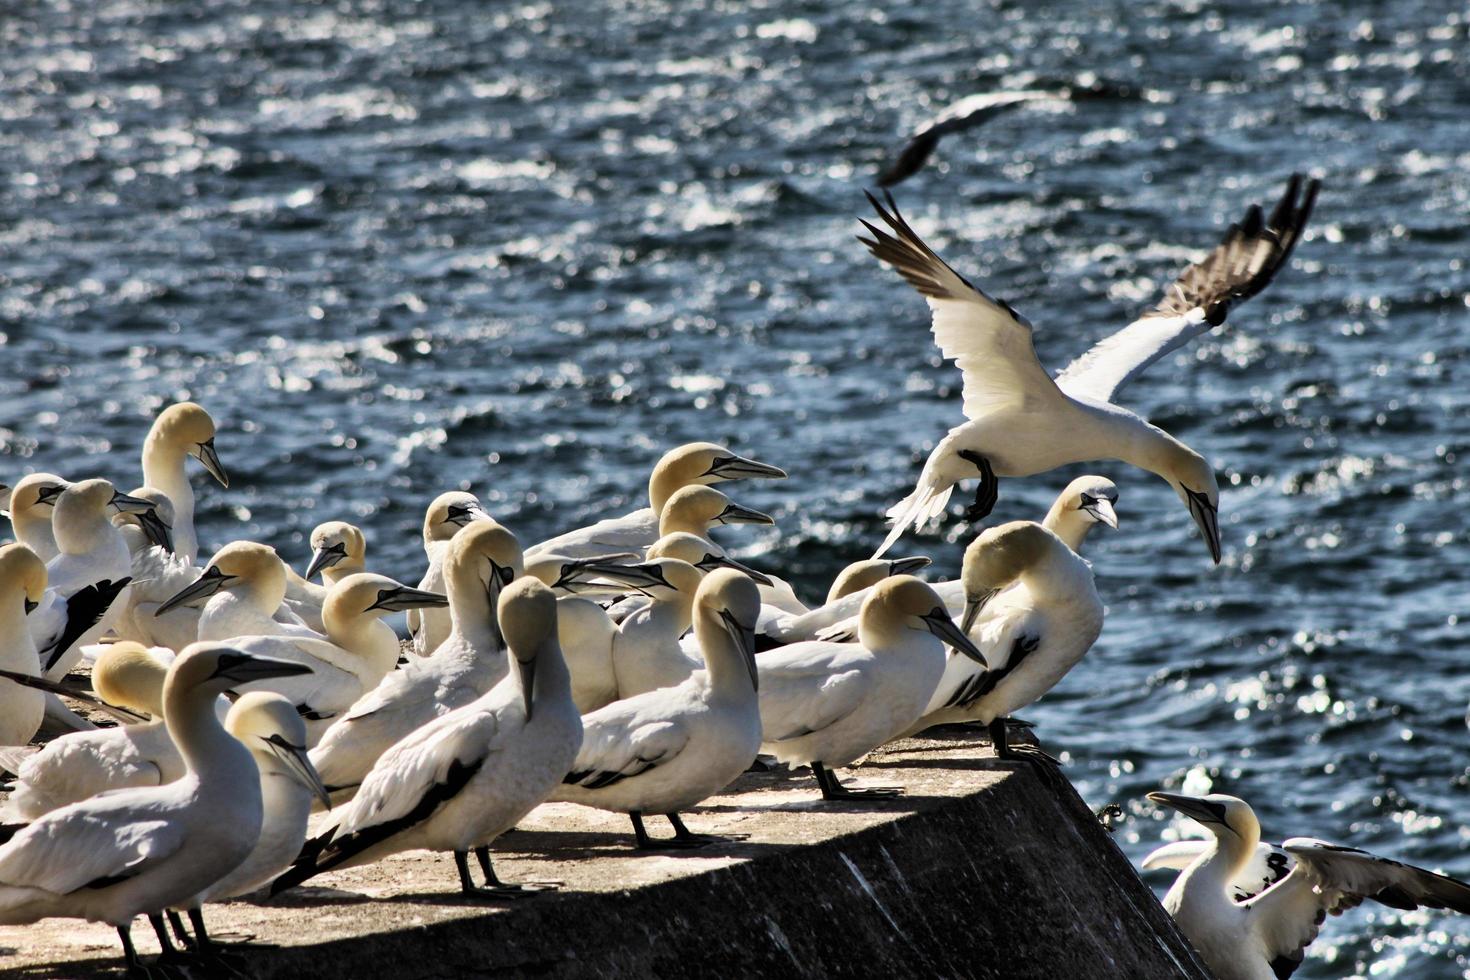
top-left (860, 175), bottom-right (1319, 561)
top-left (1148, 791), bottom-right (1470, 980)
top-left (273, 577), bottom-right (582, 898)
top-left (408, 491), bottom-right (493, 656)
top-left (138, 403), bottom-right (229, 566)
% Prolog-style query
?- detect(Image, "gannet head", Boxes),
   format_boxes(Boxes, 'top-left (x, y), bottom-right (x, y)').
top-left (8, 473), bottom-right (67, 518)
top-left (444, 521), bottom-right (523, 646)
top-left (694, 568), bottom-right (761, 692)
top-left (659, 486), bottom-right (774, 537)
top-left (1069, 476), bottom-right (1120, 529)
top-left (112, 486), bottom-right (176, 553)
top-left (959, 521), bottom-right (1058, 632)
top-left (331, 572), bottom-right (449, 619)
top-left (826, 556), bottom-right (932, 604)
top-left (0, 543), bottom-right (47, 615)
top-left (53, 479), bottom-right (157, 552)
top-left (168, 642), bottom-right (313, 702)
top-left (1147, 792), bottom-right (1261, 849)
top-left (1167, 453), bottom-right (1221, 565)
top-left (862, 576), bottom-right (986, 666)
top-left (497, 577), bottom-right (560, 719)
top-left (422, 491), bottom-right (491, 545)
top-left (156, 540), bottom-right (285, 616)
top-left (647, 531), bottom-right (774, 586)
top-left (153, 402), bottom-right (229, 488)
top-left (226, 691), bottom-right (332, 809)
top-left (304, 521), bottom-right (368, 582)
top-left (648, 442), bottom-right (787, 513)
top-left (92, 641), bottom-right (170, 717)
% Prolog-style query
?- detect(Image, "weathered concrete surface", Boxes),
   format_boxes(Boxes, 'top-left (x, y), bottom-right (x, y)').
top-left (0, 729), bottom-right (1211, 979)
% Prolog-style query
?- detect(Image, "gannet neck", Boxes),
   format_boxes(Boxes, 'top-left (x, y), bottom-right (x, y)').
top-left (7, 473), bottom-right (64, 561)
top-left (1015, 540), bottom-right (1095, 603)
top-left (527, 631), bottom-right (573, 711)
top-left (645, 590), bottom-right (694, 639)
top-left (141, 429), bottom-right (195, 552)
top-left (1079, 403), bottom-right (1201, 490)
top-left (1042, 497), bottom-right (1092, 553)
top-left (692, 604), bottom-right (749, 699)
top-left (443, 560), bottom-right (497, 652)
top-left (162, 663), bottom-right (249, 784)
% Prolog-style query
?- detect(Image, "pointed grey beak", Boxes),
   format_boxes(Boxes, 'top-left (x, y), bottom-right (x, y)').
top-left (715, 502), bottom-right (775, 526)
top-left (923, 606), bottom-right (987, 667)
top-left (719, 608), bottom-right (759, 692)
top-left (305, 542), bottom-right (348, 581)
top-left (135, 508), bottom-right (174, 553)
top-left (960, 588), bottom-right (999, 634)
top-left (515, 655), bottom-right (537, 721)
top-left (578, 561), bottom-right (676, 592)
top-left (109, 490), bottom-right (156, 516)
top-left (367, 586), bottom-right (449, 613)
top-left (888, 556), bottom-right (932, 577)
top-left (548, 554), bottom-right (637, 593)
top-left (1184, 488), bottom-right (1221, 565)
top-left (194, 439), bottom-right (230, 488)
top-left (1083, 497), bottom-right (1118, 529)
top-left (156, 565), bottom-right (234, 616)
top-left (215, 653), bottom-right (313, 684)
top-left (695, 552), bottom-right (774, 587)
top-left (264, 733), bottom-right (333, 810)
top-left (0, 667), bottom-right (150, 722)
top-left (1146, 791), bottom-right (1235, 834)
top-left (703, 454), bottom-right (788, 481)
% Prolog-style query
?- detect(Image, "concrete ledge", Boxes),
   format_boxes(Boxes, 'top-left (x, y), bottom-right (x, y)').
top-left (0, 730), bottom-right (1210, 979)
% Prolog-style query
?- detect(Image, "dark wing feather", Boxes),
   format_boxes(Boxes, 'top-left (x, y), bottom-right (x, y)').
top-left (41, 578), bottom-right (133, 674)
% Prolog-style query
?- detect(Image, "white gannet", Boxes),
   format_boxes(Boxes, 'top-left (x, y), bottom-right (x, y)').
top-left (224, 573), bottom-right (448, 743)
top-left (658, 484), bottom-right (775, 543)
top-left (0, 544), bottom-right (49, 746)
top-left (110, 487), bottom-right (208, 652)
top-left (33, 479), bottom-right (159, 680)
top-left (646, 530), bottom-right (774, 586)
top-left (908, 521), bottom-right (1104, 749)
top-left (309, 522), bottom-right (523, 797)
top-left (154, 540), bottom-right (315, 642)
top-left (757, 575), bottom-right (986, 800)
top-left (754, 555), bottom-right (931, 645)
top-left (525, 442), bottom-right (786, 561)
top-left (0, 643), bottom-right (179, 821)
top-left (554, 569), bottom-right (762, 849)
top-left (594, 558), bottom-right (706, 701)
top-left (273, 577), bottom-right (582, 898)
top-left (1143, 837), bottom-right (1293, 904)
top-left (0, 643), bottom-right (308, 975)
top-left (4, 473), bottom-right (68, 563)
top-left (521, 552), bottom-right (639, 714)
top-left (281, 520), bottom-right (368, 632)
top-left (138, 402), bottom-right (229, 566)
top-left (860, 175), bottom-right (1319, 561)
top-left (408, 491), bottom-right (493, 657)
top-left (1147, 792), bottom-right (1470, 980)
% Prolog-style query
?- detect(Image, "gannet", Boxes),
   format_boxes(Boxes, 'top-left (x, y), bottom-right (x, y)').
top-left (1148, 792), bottom-right (1470, 980)
top-left (554, 569), bottom-right (762, 848)
top-left (658, 485), bottom-right (774, 541)
top-left (111, 486), bottom-right (175, 557)
top-left (32, 479), bottom-right (159, 680)
top-left (0, 544), bottom-right (48, 747)
top-left (525, 442), bottom-right (786, 561)
top-left (757, 576), bottom-right (986, 800)
top-left (861, 175), bottom-right (1319, 561)
top-left (223, 573), bottom-right (448, 743)
top-left (109, 488), bottom-right (207, 651)
top-left (138, 402), bottom-right (229, 565)
top-left (408, 491), bottom-right (493, 656)
top-left (0, 643), bottom-right (180, 821)
top-left (4, 473), bottom-right (67, 563)
top-left (155, 540), bottom-right (315, 641)
top-left (309, 522), bottom-right (523, 797)
top-left (282, 521), bottom-right (368, 632)
top-left (646, 530), bottom-right (774, 586)
top-left (1143, 838), bottom-right (1292, 903)
top-left (593, 558), bottom-right (706, 700)
top-left (273, 577), bottom-right (582, 898)
top-left (0, 645), bottom-right (307, 972)
top-left (754, 555), bottom-right (931, 645)
top-left (521, 552), bottom-right (639, 713)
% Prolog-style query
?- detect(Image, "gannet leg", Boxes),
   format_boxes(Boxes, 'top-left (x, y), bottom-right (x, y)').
top-left (957, 451), bottom-right (999, 523)
top-left (165, 910), bottom-right (194, 949)
top-left (117, 924), bottom-right (159, 980)
top-left (657, 812), bottom-right (748, 849)
top-left (451, 848), bottom-right (552, 901)
top-left (988, 717), bottom-right (1061, 767)
top-left (630, 812), bottom-right (656, 849)
top-left (148, 913), bottom-right (193, 966)
top-left (812, 762), bottom-right (903, 801)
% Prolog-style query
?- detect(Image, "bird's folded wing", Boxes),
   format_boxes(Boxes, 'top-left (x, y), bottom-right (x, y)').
top-left (564, 716), bottom-right (688, 788)
top-left (0, 808), bottom-right (180, 895)
top-left (859, 191), bottom-right (1065, 420)
top-left (758, 650), bottom-right (871, 742)
top-left (525, 509), bottom-right (657, 561)
top-left (1055, 174), bottom-right (1319, 405)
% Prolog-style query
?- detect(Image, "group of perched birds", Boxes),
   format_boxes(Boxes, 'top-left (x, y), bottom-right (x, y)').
top-left (0, 173), bottom-right (1465, 980)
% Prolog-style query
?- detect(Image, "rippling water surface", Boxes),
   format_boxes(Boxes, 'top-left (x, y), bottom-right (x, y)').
top-left (2, 1), bottom-right (1468, 974)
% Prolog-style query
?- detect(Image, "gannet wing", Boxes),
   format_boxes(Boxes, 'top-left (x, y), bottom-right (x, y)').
top-left (563, 711), bottom-right (689, 789)
top-left (0, 802), bottom-right (181, 896)
top-left (757, 643), bottom-right (872, 742)
top-left (859, 192), bottom-right (1066, 421)
top-left (877, 90), bottom-right (1067, 187)
top-left (1141, 839), bottom-right (1293, 902)
top-left (1054, 175), bottom-right (1319, 405)
top-left (40, 578), bottom-right (133, 675)
top-left (1246, 838), bottom-right (1470, 977)
top-left (525, 509), bottom-right (659, 561)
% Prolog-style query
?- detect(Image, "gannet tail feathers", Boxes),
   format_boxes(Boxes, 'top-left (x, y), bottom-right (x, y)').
top-left (0, 747), bottom-right (37, 778)
top-left (874, 481), bottom-right (952, 558)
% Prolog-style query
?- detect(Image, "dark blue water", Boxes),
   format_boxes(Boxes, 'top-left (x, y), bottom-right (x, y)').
top-left (2, 2), bottom-right (1467, 974)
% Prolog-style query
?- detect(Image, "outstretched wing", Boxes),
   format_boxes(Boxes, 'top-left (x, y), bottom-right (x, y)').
top-left (859, 191), bottom-right (1067, 422)
top-left (1055, 175), bottom-right (1319, 405)
top-left (876, 90), bottom-right (1065, 187)
top-left (1141, 839), bottom-right (1294, 902)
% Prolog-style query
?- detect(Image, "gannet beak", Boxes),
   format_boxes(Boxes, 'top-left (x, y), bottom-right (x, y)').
top-left (0, 667), bottom-right (150, 722)
top-left (156, 565), bottom-right (234, 616)
top-left (194, 439), bottom-right (230, 488)
top-left (515, 656), bottom-right (537, 721)
top-left (703, 454), bottom-right (788, 481)
top-left (1183, 488), bottom-right (1221, 565)
top-left (550, 554), bottom-right (637, 592)
top-left (135, 507), bottom-right (175, 553)
top-left (695, 552), bottom-right (774, 587)
top-left (367, 586), bottom-right (450, 613)
top-left (715, 502), bottom-right (775, 526)
top-left (264, 733), bottom-right (333, 810)
top-left (213, 653), bottom-right (314, 683)
top-left (1146, 791), bottom-right (1234, 833)
top-left (577, 562), bottom-right (676, 592)
top-left (109, 490), bottom-right (156, 515)
top-left (888, 556), bottom-right (933, 576)
top-left (923, 606), bottom-right (987, 667)
top-left (304, 542), bottom-right (348, 581)
top-left (960, 588), bottom-right (999, 634)
top-left (719, 609), bottom-right (760, 692)
top-left (1084, 497), bottom-right (1118, 529)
